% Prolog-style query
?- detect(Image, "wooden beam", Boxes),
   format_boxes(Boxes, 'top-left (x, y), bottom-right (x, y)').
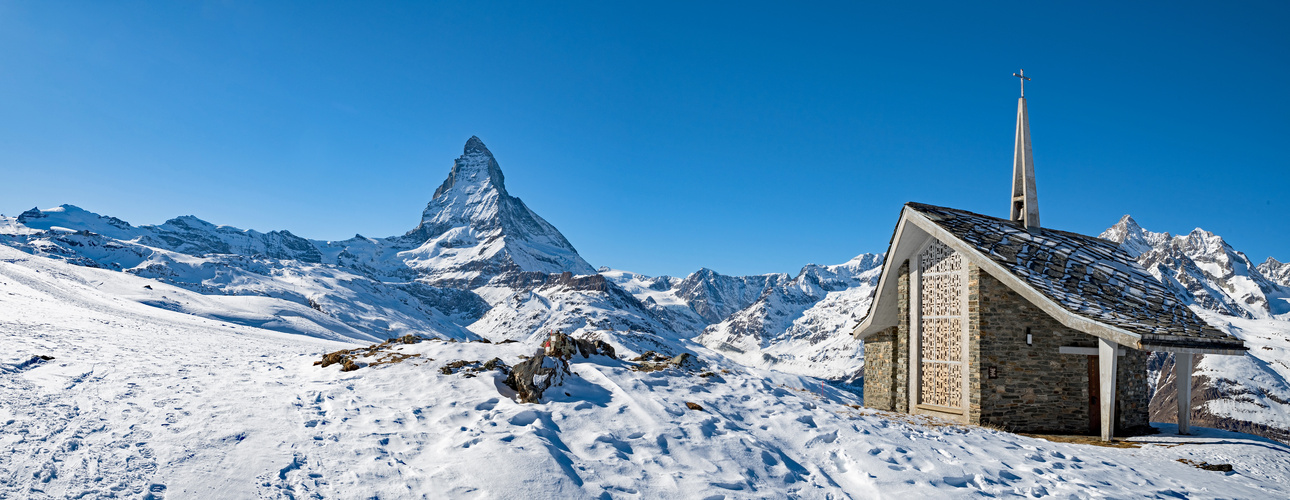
top-left (1059, 346), bottom-right (1124, 356)
top-left (1140, 344), bottom-right (1246, 356)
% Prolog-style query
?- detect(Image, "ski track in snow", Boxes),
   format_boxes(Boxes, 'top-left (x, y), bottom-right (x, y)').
top-left (4, 249), bottom-right (1290, 498)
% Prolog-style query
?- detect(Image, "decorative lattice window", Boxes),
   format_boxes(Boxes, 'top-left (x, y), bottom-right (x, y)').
top-left (919, 239), bottom-right (964, 409)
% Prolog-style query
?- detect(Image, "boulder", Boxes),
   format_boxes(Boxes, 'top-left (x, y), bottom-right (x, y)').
top-left (504, 350), bottom-right (571, 403)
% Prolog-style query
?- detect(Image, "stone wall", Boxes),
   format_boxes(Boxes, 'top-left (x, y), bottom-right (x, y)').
top-left (1118, 349), bottom-right (1150, 432)
top-left (862, 261), bottom-right (909, 412)
top-left (865, 256), bottom-right (1148, 434)
top-left (973, 265), bottom-right (1148, 435)
top-left (863, 328), bottom-right (896, 410)
top-left (967, 263), bottom-right (983, 423)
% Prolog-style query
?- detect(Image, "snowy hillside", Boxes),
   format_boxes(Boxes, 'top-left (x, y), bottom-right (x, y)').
top-left (5, 246), bottom-right (1290, 498)
top-left (1149, 310), bottom-right (1290, 443)
top-left (0, 214), bottom-right (481, 342)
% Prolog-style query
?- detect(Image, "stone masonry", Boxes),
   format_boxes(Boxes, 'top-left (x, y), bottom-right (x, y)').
top-left (973, 264), bottom-right (1148, 434)
top-left (863, 258), bottom-right (1149, 435)
top-left (863, 328), bottom-right (897, 411)
top-left (863, 262), bottom-right (909, 413)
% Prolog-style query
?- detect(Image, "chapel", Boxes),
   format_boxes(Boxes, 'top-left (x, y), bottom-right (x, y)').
top-left (852, 71), bottom-right (1246, 440)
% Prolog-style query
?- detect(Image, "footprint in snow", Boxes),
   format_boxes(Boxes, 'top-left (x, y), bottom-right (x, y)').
top-left (941, 475), bottom-right (976, 488)
top-left (508, 410), bottom-right (539, 426)
top-left (144, 483), bottom-right (166, 500)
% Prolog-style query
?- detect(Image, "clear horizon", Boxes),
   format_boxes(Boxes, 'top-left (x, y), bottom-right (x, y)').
top-left (1, 1), bottom-right (1286, 277)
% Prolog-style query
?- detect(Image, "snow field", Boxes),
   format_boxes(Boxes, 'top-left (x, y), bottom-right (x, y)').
top-left (4, 249), bottom-right (1290, 498)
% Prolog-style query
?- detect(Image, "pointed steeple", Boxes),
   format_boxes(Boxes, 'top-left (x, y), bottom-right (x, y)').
top-left (1010, 69), bottom-right (1039, 229)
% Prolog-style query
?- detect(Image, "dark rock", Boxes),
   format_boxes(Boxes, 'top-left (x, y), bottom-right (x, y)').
top-left (573, 338), bottom-right (617, 359)
top-left (503, 351), bottom-right (570, 404)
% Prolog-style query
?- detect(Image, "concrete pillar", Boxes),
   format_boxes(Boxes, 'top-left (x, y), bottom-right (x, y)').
top-left (908, 253), bottom-right (921, 413)
top-left (1175, 353), bottom-right (1194, 435)
top-left (1099, 338), bottom-right (1118, 441)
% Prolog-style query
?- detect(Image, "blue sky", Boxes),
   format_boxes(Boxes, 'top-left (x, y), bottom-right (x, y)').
top-left (1, 1), bottom-right (1286, 277)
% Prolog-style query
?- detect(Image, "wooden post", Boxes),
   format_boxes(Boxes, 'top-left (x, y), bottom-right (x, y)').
top-left (1099, 338), bottom-right (1118, 441)
top-left (1175, 353), bottom-right (1194, 435)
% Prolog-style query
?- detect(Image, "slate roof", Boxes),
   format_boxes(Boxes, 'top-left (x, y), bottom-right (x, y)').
top-left (906, 202), bottom-right (1244, 351)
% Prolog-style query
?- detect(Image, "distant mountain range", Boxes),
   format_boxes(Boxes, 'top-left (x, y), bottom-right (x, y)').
top-left (2, 136), bottom-right (1286, 441)
top-left (1100, 215), bottom-right (1290, 442)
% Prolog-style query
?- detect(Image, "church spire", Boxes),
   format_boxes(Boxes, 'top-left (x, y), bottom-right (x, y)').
top-left (1010, 69), bottom-right (1039, 229)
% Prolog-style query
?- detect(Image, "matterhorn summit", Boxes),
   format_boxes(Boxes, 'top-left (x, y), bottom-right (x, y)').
top-left (390, 136), bottom-right (595, 287)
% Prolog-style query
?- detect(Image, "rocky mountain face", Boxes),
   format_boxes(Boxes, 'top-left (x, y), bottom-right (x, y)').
top-left (693, 254), bottom-right (883, 380)
top-left (1099, 215), bottom-right (1290, 319)
top-left (673, 269), bottom-right (789, 324)
top-left (1260, 257), bottom-right (1290, 288)
top-left (1100, 216), bottom-right (1290, 443)
top-left (316, 136), bottom-right (596, 288)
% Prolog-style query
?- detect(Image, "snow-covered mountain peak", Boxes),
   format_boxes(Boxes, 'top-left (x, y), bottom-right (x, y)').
top-left (1179, 227), bottom-right (1232, 255)
top-left (431, 135), bottom-right (508, 201)
top-left (386, 137), bottom-right (594, 286)
top-left (1100, 217), bottom-right (1289, 319)
top-left (1099, 214), bottom-right (1170, 259)
top-left (695, 253), bottom-right (885, 380)
top-left (1261, 257), bottom-right (1290, 287)
top-left (17, 204), bottom-right (135, 237)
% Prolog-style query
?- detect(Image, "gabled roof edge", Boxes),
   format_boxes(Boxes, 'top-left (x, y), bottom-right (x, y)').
top-left (852, 206), bottom-right (915, 340)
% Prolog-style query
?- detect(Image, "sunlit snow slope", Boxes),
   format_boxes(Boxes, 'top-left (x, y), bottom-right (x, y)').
top-left (4, 246), bottom-right (1290, 498)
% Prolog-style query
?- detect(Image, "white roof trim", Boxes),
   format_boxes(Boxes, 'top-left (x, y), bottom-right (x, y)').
top-left (852, 208), bottom-right (930, 339)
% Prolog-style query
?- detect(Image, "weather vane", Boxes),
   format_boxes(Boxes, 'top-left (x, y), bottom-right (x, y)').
top-left (1013, 69), bottom-right (1031, 98)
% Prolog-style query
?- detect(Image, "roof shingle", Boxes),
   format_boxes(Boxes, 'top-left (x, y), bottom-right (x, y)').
top-left (907, 202), bottom-right (1243, 351)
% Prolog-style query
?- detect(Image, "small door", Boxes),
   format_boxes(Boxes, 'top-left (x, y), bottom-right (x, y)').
top-left (1088, 355), bottom-right (1100, 436)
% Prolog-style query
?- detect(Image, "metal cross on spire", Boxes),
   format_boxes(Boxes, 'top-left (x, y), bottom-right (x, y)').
top-left (1010, 68), bottom-right (1039, 229)
top-left (1013, 69), bottom-right (1031, 98)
